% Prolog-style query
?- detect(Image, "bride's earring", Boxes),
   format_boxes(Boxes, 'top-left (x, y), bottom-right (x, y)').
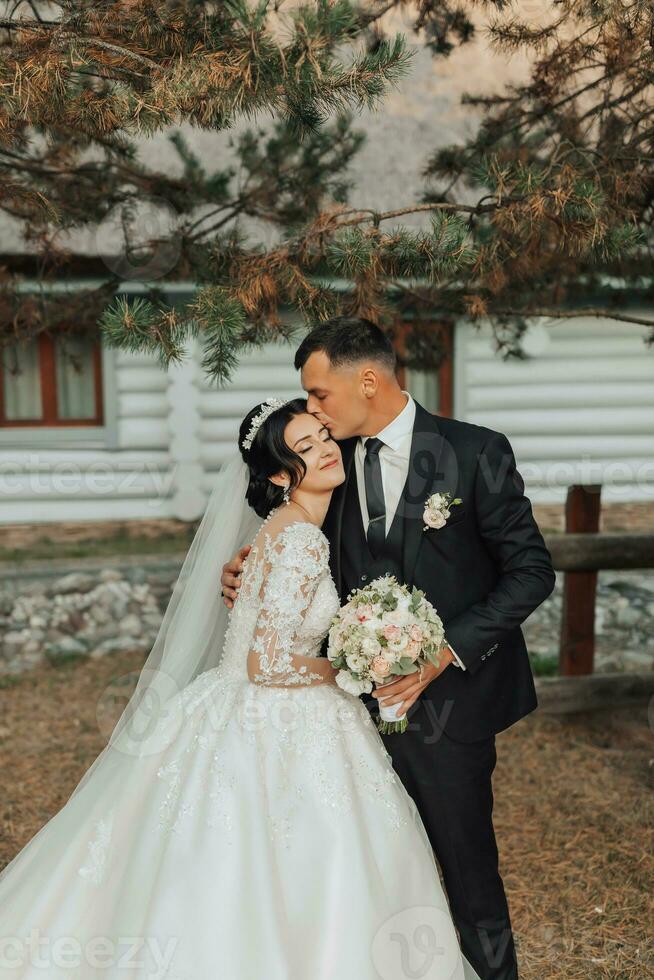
top-left (282, 485), bottom-right (291, 505)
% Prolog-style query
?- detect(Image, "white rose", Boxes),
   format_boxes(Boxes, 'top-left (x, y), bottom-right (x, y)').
top-left (345, 651), bottom-right (369, 672)
top-left (360, 635), bottom-right (382, 659)
top-left (423, 500), bottom-right (447, 529)
top-left (336, 671), bottom-right (372, 696)
top-left (381, 607), bottom-right (412, 627)
top-left (390, 632), bottom-right (410, 652)
top-left (328, 627), bottom-right (345, 651)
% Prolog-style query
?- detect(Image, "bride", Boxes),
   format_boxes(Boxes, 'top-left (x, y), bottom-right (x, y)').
top-left (0, 396), bottom-right (481, 980)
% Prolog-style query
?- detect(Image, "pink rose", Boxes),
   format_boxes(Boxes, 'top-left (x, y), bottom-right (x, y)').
top-left (406, 639), bottom-right (422, 661)
top-left (371, 655), bottom-right (391, 678)
top-left (382, 624), bottom-right (402, 643)
top-left (409, 625), bottom-right (423, 642)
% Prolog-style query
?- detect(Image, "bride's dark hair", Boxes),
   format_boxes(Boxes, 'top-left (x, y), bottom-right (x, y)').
top-left (238, 398), bottom-right (310, 518)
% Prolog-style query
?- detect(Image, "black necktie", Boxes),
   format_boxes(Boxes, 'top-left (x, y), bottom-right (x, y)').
top-left (364, 437), bottom-right (386, 558)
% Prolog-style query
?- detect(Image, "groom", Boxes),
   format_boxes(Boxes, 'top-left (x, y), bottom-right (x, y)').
top-left (221, 316), bottom-right (556, 980)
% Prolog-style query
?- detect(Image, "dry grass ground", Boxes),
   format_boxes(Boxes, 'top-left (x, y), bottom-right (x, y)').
top-left (1, 652), bottom-right (653, 979)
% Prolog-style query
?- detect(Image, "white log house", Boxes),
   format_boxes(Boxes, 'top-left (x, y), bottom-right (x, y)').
top-left (0, 281), bottom-right (652, 524)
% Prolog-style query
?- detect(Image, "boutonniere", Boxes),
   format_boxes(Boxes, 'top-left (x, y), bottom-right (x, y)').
top-left (422, 492), bottom-right (463, 531)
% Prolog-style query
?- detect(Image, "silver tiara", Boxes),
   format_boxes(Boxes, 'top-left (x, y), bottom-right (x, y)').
top-left (242, 397), bottom-right (287, 451)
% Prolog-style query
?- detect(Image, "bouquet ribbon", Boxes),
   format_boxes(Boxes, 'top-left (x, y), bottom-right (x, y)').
top-left (375, 681), bottom-right (408, 734)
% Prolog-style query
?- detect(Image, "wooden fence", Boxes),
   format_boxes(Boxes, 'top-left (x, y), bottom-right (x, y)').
top-left (536, 485), bottom-right (654, 713)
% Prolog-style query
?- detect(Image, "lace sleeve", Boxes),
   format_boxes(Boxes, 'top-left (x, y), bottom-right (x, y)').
top-left (250, 522), bottom-right (330, 687)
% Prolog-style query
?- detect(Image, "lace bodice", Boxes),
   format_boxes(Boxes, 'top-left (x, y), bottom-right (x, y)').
top-left (219, 515), bottom-right (340, 685)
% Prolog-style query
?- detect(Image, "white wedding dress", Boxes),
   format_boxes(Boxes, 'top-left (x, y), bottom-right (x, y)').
top-left (0, 515), bottom-right (481, 980)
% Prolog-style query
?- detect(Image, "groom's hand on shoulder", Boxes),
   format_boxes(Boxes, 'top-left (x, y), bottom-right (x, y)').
top-left (220, 545), bottom-right (251, 608)
top-left (372, 646), bottom-right (456, 714)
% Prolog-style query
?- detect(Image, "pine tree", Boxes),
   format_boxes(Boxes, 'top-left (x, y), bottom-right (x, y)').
top-left (0, 0), bottom-right (652, 382)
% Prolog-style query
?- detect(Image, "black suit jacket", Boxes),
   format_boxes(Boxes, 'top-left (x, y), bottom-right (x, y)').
top-left (322, 400), bottom-right (556, 742)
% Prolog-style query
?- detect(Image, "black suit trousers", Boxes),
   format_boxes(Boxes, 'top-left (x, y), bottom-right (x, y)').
top-left (363, 687), bottom-right (519, 980)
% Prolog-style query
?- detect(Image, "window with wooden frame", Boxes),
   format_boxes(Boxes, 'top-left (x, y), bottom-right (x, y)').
top-left (394, 320), bottom-right (454, 417)
top-left (0, 333), bottom-right (103, 427)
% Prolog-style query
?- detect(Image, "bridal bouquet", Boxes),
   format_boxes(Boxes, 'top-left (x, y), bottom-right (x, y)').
top-left (326, 575), bottom-right (446, 734)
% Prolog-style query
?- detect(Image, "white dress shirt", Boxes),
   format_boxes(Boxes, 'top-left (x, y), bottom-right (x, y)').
top-left (354, 392), bottom-right (465, 670)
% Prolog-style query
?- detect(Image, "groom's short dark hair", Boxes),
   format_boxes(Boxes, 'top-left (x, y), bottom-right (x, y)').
top-left (294, 316), bottom-right (396, 373)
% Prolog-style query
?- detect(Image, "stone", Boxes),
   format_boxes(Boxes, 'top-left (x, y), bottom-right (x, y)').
top-left (142, 612), bottom-right (163, 629)
top-left (3, 651), bottom-right (44, 674)
top-left (118, 613), bottom-right (142, 636)
top-left (2, 631), bottom-right (26, 655)
top-left (50, 572), bottom-right (95, 594)
top-left (622, 650), bottom-right (654, 671)
top-left (89, 637), bottom-right (126, 659)
top-left (7, 557), bottom-right (650, 681)
top-left (23, 650), bottom-right (45, 669)
top-left (595, 656), bottom-right (621, 673)
top-left (44, 629), bottom-right (66, 642)
top-left (89, 635), bottom-right (149, 659)
top-left (44, 636), bottom-right (89, 660)
top-left (93, 586), bottom-right (128, 620)
top-left (615, 606), bottom-right (640, 628)
top-left (21, 582), bottom-right (47, 598)
top-left (87, 624), bottom-right (120, 643)
top-left (87, 605), bottom-right (111, 625)
top-left (24, 628), bottom-right (45, 645)
top-left (22, 639), bottom-right (43, 655)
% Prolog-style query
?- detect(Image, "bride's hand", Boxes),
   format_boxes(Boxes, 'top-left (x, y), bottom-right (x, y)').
top-left (221, 546), bottom-right (251, 608)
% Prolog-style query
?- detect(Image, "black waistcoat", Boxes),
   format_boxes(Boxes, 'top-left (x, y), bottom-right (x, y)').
top-left (340, 465), bottom-right (406, 598)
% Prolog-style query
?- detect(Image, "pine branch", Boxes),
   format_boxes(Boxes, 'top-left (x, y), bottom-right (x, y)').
top-left (98, 294), bottom-right (189, 369)
top-left (188, 286), bottom-right (249, 385)
top-left (1, 0), bottom-right (653, 378)
top-left (492, 308), bottom-right (654, 329)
